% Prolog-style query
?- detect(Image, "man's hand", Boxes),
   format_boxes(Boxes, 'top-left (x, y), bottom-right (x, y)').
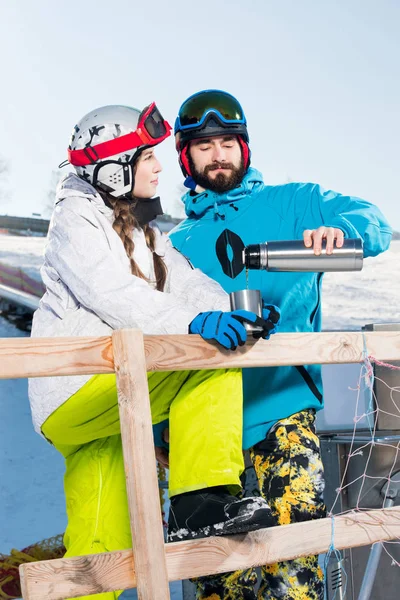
top-left (155, 427), bottom-right (170, 468)
top-left (303, 227), bottom-right (344, 255)
top-left (155, 446), bottom-right (169, 469)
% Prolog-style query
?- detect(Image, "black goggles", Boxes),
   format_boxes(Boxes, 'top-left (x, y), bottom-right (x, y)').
top-left (141, 103), bottom-right (171, 140)
top-left (176, 91), bottom-right (246, 131)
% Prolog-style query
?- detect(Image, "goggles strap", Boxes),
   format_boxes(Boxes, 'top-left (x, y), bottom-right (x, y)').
top-left (83, 146), bottom-right (100, 164)
top-left (68, 117), bottom-right (171, 167)
top-left (69, 130), bottom-right (144, 167)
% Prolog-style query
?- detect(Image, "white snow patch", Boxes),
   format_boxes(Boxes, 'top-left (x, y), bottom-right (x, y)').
top-left (0, 235), bottom-right (45, 283)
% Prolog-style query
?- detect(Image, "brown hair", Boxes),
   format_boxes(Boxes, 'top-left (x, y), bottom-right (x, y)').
top-left (98, 189), bottom-right (167, 292)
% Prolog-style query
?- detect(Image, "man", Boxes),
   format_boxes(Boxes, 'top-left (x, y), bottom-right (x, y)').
top-left (169, 89), bottom-right (392, 600)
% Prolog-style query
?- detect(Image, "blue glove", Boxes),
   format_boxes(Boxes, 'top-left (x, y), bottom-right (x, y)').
top-left (253, 304), bottom-right (281, 340)
top-left (189, 309), bottom-right (269, 350)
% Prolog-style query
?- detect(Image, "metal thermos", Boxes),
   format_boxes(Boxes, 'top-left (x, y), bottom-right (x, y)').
top-left (243, 238), bottom-right (363, 272)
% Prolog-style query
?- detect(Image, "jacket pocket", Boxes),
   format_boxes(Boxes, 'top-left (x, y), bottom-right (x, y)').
top-left (42, 274), bottom-right (80, 319)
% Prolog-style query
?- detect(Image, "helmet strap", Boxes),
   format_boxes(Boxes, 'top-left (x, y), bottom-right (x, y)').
top-left (238, 136), bottom-right (251, 170)
top-left (92, 161), bottom-right (134, 198)
top-left (92, 146), bottom-right (150, 199)
top-left (180, 144), bottom-right (191, 177)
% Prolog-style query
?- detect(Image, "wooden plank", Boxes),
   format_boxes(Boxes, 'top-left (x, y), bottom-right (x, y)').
top-left (0, 335), bottom-right (114, 379)
top-left (2, 331), bottom-right (400, 380)
top-left (20, 507), bottom-right (400, 600)
top-left (112, 329), bottom-right (170, 600)
top-left (143, 330), bottom-right (400, 371)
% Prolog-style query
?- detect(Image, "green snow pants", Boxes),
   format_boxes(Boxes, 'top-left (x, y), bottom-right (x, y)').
top-left (41, 368), bottom-right (243, 600)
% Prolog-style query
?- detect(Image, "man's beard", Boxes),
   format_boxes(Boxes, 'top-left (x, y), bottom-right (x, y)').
top-left (188, 155), bottom-right (246, 193)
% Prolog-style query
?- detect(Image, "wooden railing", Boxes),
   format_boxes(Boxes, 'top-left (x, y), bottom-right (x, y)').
top-left (1, 330), bottom-right (400, 600)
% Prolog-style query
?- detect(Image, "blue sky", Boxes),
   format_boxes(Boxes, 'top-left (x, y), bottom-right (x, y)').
top-left (0, 0), bottom-right (399, 228)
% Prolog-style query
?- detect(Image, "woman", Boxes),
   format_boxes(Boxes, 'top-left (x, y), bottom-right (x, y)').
top-left (28, 103), bottom-right (279, 599)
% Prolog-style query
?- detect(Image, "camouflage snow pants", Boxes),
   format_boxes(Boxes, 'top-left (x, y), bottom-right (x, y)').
top-left (193, 410), bottom-right (326, 600)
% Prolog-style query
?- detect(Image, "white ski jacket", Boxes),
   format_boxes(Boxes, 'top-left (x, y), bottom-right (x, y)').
top-left (28, 173), bottom-right (229, 434)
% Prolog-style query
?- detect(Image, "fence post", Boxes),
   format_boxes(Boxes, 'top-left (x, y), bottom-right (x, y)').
top-left (113, 329), bottom-right (170, 600)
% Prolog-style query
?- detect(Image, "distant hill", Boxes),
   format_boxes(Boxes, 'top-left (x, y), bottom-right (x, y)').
top-left (0, 215), bottom-right (49, 236)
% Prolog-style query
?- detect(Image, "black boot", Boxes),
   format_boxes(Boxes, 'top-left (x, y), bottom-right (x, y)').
top-left (167, 486), bottom-right (275, 542)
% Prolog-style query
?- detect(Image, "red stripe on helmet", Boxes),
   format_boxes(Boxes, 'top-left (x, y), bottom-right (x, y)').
top-left (68, 131), bottom-right (144, 167)
top-left (68, 122), bottom-right (171, 167)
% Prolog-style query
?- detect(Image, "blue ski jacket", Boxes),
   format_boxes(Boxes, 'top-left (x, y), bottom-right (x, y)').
top-left (170, 168), bottom-right (392, 449)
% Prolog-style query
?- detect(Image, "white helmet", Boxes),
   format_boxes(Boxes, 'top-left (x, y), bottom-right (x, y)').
top-left (67, 103), bottom-right (171, 198)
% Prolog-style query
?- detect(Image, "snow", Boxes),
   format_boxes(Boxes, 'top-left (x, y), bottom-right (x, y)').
top-left (0, 235), bottom-right (45, 284)
top-left (322, 242), bottom-right (400, 329)
top-left (1, 235), bottom-right (399, 599)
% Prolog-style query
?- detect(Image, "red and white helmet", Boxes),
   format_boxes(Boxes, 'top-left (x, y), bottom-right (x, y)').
top-left (67, 103), bottom-right (171, 198)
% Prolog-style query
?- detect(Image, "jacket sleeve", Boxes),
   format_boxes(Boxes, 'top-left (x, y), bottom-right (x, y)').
top-left (163, 236), bottom-right (230, 313)
top-left (45, 202), bottom-right (225, 334)
top-left (293, 183), bottom-right (392, 258)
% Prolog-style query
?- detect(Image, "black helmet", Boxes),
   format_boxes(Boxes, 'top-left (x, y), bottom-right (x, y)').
top-left (175, 89), bottom-right (250, 177)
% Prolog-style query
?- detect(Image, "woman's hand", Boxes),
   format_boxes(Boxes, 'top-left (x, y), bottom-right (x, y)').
top-left (189, 309), bottom-right (276, 350)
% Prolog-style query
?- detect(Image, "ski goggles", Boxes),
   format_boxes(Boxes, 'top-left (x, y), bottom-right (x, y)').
top-left (175, 90), bottom-right (246, 133)
top-left (68, 102), bottom-right (171, 167)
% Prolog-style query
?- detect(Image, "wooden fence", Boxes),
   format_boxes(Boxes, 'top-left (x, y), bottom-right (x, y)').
top-left (1, 330), bottom-right (400, 599)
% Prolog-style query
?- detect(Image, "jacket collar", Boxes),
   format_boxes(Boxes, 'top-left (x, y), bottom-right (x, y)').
top-left (182, 167), bottom-right (264, 219)
top-left (55, 173), bottom-right (113, 218)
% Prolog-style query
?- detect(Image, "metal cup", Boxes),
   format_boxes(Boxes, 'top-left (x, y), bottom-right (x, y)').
top-left (229, 289), bottom-right (263, 334)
